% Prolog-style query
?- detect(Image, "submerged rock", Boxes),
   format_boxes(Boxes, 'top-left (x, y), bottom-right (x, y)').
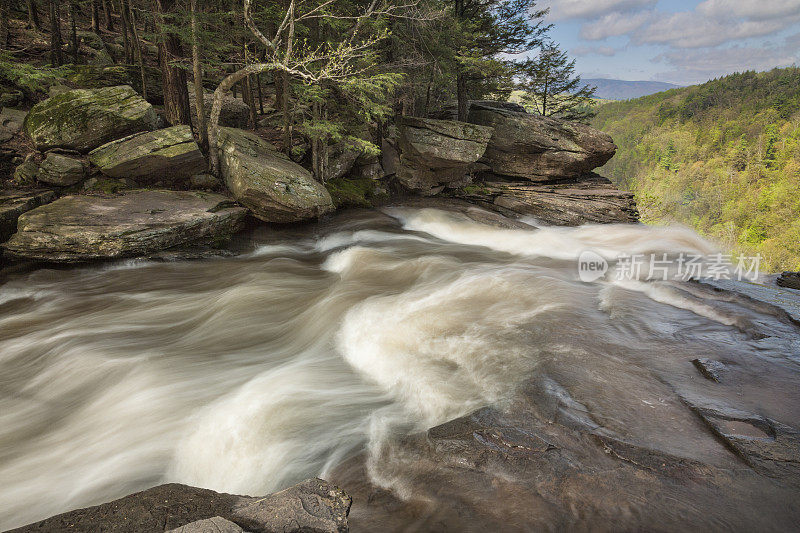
top-left (37, 152), bottom-right (86, 186)
top-left (23, 85), bottom-right (159, 152)
top-left (0, 189), bottom-right (56, 242)
top-left (89, 125), bottom-right (206, 183)
top-left (455, 172), bottom-right (639, 225)
top-left (468, 101), bottom-right (616, 181)
top-left (10, 479), bottom-right (350, 533)
top-left (217, 127), bottom-right (333, 223)
top-left (2, 190), bottom-right (246, 262)
top-left (396, 116), bottom-right (493, 195)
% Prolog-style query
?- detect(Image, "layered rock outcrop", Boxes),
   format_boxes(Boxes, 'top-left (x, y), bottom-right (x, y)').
top-left (2, 190), bottom-right (246, 262)
top-left (36, 152), bottom-right (86, 186)
top-left (0, 189), bottom-right (56, 242)
top-left (217, 127), bottom-right (334, 223)
top-left (89, 125), bottom-right (206, 183)
top-left (23, 85), bottom-right (159, 152)
top-left (396, 116), bottom-right (493, 195)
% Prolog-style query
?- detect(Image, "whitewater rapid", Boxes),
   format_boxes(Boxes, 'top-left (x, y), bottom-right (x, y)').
top-left (1, 207), bottom-right (797, 530)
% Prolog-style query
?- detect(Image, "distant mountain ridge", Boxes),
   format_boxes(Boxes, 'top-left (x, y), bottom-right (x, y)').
top-left (583, 78), bottom-right (681, 100)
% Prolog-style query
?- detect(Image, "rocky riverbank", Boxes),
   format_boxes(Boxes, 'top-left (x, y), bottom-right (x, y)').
top-left (1, 83), bottom-right (636, 266)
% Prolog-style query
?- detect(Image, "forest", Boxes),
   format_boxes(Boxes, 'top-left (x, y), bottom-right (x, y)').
top-left (592, 67), bottom-right (800, 272)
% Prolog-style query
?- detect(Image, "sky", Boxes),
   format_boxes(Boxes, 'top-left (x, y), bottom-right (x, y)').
top-left (536, 0), bottom-right (800, 85)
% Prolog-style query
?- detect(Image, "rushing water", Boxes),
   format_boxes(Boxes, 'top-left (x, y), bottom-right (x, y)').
top-left (1, 206), bottom-right (799, 530)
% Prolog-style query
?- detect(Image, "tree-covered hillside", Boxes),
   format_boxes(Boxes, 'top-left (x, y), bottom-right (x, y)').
top-left (592, 67), bottom-right (800, 272)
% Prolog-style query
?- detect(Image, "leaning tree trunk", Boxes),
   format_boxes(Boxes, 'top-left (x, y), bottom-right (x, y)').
top-left (48, 0), bottom-right (63, 67)
top-left (91, 0), bottom-right (100, 33)
top-left (156, 0), bottom-right (191, 126)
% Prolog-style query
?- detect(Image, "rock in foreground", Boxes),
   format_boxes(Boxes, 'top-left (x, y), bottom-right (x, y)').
top-left (2, 190), bottom-right (246, 262)
top-left (10, 479), bottom-right (350, 533)
top-left (89, 125), bottom-right (206, 183)
top-left (23, 85), bottom-right (159, 152)
top-left (468, 101), bottom-right (616, 181)
top-left (217, 127), bottom-right (334, 223)
top-left (396, 116), bottom-right (493, 195)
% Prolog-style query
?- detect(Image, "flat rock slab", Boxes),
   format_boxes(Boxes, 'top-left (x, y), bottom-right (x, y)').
top-left (37, 152), bottom-right (86, 186)
top-left (89, 125), bottom-right (206, 182)
top-left (456, 173), bottom-right (640, 225)
top-left (10, 479), bottom-right (350, 533)
top-left (23, 85), bottom-right (159, 152)
top-left (0, 189), bottom-right (57, 242)
top-left (2, 190), bottom-right (246, 262)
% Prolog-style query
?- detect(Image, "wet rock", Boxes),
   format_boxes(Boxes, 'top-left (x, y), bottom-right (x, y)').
top-left (468, 101), bottom-right (616, 181)
top-left (777, 272), bottom-right (800, 290)
top-left (9, 480), bottom-right (350, 533)
top-left (0, 189), bottom-right (57, 242)
top-left (232, 478), bottom-right (351, 533)
top-left (217, 127), bottom-right (334, 223)
top-left (396, 116), bottom-right (494, 195)
top-left (167, 516), bottom-right (243, 533)
top-left (2, 190), bottom-right (246, 262)
top-left (455, 173), bottom-right (639, 225)
top-left (89, 125), bottom-right (206, 183)
top-left (0, 107), bottom-right (27, 142)
top-left (37, 152), bottom-right (86, 186)
top-left (688, 401), bottom-right (800, 481)
top-left (692, 358), bottom-right (726, 382)
top-left (23, 85), bottom-right (159, 152)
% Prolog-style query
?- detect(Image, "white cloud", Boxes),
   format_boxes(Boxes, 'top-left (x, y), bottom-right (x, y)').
top-left (697, 0), bottom-right (800, 21)
top-left (539, 0), bottom-right (656, 21)
top-left (653, 36), bottom-right (800, 84)
top-left (635, 10), bottom-right (800, 48)
top-left (571, 45), bottom-right (617, 56)
top-left (580, 11), bottom-right (654, 41)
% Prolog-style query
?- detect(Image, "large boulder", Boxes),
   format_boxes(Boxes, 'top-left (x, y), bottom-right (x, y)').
top-left (2, 190), bottom-right (246, 262)
top-left (396, 116), bottom-right (493, 195)
top-left (23, 85), bottom-right (159, 152)
top-left (217, 127), bottom-right (334, 223)
top-left (10, 479), bottom-right (351, 533)
top-left (0, 107), bottom-right (27, 142)
top-left (37, 152), bottom-right (86, 186)
top-left (63, 64), bottom-right (164, 104)
top-left (0, 189), bottom-right (56, 242)
top-left (89, 125), bottom-right (206, 183)
top-left (467, 101), bottom-right (616, 181)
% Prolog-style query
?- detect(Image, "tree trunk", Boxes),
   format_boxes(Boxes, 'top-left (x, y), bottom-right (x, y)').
top-left (0, 0), bottom-right (9, 47)
top-left (119, 0), bottom-right (133, 63)
top-left (282, 71), bottom-right (291, 154)
top-left (156, 0), bottom-right (191, 126)
top-left (102, 0), bottom-right (113, 30)
top-left (456, 71), bottom-right (468, 121)
top-left (190, 0), bottom-right (207, 150)
top-left (127, 1), bottom-right (147, 101)
top-left (49, 0), bottom-right (63, 67)
top-left (91, 0), bottom-right (100, 33)
top-left (27, 0), bottom-right (42, 31)
top-left (68, 0), bottom-right (78, 64)
top-left (256, 74), bottom-right (264, 115)
top-left (244, 74), bottom-right (257, 128)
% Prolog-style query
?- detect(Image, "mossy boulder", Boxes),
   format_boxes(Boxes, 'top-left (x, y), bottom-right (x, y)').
top-left (2, 190), bottom-right (247, 262)
top-left (37, 152), bottom-right (87, 186)
top-left (89, 125), bottom-right (206, 183)
top-left (217, 127), bottom-right (334, 223)
top-left (23, 85), bottom-right (159, 152)
top-left (326, 176), bottom-right (381, 208)
top-left (63, 64), bottom-right (164, 104)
